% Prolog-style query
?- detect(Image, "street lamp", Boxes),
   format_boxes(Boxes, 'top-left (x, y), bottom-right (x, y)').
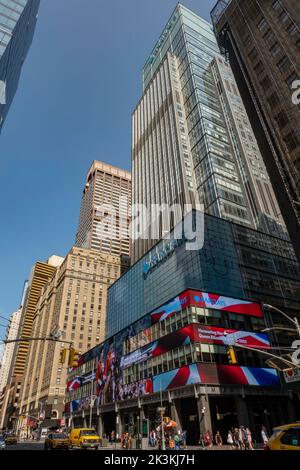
top-left (137, 415), bottom-right (140, 450)
top-left (157, 407), bottom-right (166, 451)
top-left (263, 409), bottom-right (271, 436)
top-left (262, 327), bottom-right (297, 333)
top-left (263, 304), bottom-right (300, 339)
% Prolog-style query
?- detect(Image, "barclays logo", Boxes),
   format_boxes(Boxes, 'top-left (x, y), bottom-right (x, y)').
top-left (147, 13), bottom-right (178, 65)
top-left (143, 237), bottom-right (186, 277)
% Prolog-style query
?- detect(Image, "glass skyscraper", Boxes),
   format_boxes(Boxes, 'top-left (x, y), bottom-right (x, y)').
top-left (132, 4), bottom-right (286, 262)
top-left (0, 0), bottom-right (40, 131)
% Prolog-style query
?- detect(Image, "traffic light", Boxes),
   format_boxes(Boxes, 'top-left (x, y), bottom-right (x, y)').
top-left (68, 347), bottom-right (79, 368)
top-left (227, 346), bottom-right (237, 365)
top-left (60, 348), bottom-right (67, 365)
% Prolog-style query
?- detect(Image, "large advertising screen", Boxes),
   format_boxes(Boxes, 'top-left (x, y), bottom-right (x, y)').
top-left (152, 363), bottom-right (279, 391)
top-left (120, 324), bottom-right (269, 369)
top-left (151, 289), bottom-right (263, 324)
top-left (66, 289), bottom-right (270, 413)
top-left (66, 361), bottom-right (279, 413)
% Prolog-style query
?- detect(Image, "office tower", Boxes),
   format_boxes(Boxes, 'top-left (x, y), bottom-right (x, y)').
top-left (2, 256), bottom-right (63, 429)
top-left (0, 0), bottom-right (40, 131)
top-left (76, 161), bottom-right (131, 258)
top-left (0, 309), bottom-right (21, 429)
top-left (132, 3), bottom-right (286, 262)
top-left (211, 0), bottom-right (300, 262)
top-left (17, 246), bottom-right (127, 433)
top-left (13, 256), bottom-right (63, 377)
top-left (0, 309), bottom-right (22, 394)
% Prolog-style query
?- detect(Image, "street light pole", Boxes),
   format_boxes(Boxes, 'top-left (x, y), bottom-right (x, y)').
top-left (1, 336), bottom-right (73, 345)
top-left (264, 410), bottom-right (270, 436)
top-left (159, 381), bottom-right (166, 451)
top-left (89, 357), bottom-right (96, 429)
top-left (262, 327), bottom-right (298, 333)
top-left (264, 304), bottom-right (300, 339)
top-left (295, 317), bottom-right (300, 339)
top-left (232, 342), bottom-right (300, 369)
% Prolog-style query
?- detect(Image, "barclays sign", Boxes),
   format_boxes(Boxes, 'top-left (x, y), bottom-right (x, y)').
top-left (146, 12), bottom-right (178, 66)
top-left (143, 237), bottom-right (186, 278)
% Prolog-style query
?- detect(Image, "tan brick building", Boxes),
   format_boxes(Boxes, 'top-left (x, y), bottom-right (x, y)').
top-left (1, 256), bottom-right (63, 430)
top-left (17, 246), bottom-right (126, 435)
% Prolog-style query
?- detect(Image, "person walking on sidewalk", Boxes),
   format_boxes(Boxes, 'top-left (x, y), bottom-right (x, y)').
top-left (199, 434), bottom-right (206, 449)
top-left (227, 430), bottom-right (235, 450)
top-left (240, 426), bottom-right (248, 450)
top-left (261, 426), bottom-right (269, 446)
top-left (174, 433), bottom-right (181, 450)
top-left (149, 430), bottom-right (156, 448)
top-left (246, 427), bottom-right (254, 450)
top-left (233, 427), bottom-right (242, 450)
top-left (215, 430), bottom-right (223, 447)
top-left (204, 430), bottom-right (213, 450)
top-left (110, 430), bottom-right (116, 446)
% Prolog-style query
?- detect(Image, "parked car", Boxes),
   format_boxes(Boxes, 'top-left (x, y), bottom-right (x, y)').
top-left (44, 433), bottom-right (71, 450)
top-left (69, 428), bottom-right (100, 450)
top-left (265, 422), bottom-right (300, 450)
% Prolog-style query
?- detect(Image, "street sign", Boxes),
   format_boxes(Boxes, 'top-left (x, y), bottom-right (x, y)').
top-left (283, 368), bottom-right (300, 383)
top-left (157, 407), bottom-right (166, 414)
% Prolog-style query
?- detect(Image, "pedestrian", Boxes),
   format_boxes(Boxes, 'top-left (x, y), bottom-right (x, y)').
top-left (121, 432), bottom-right (126, 449)
top-left (110, 430), bottom-right (115, 445)
top-left (149, 429), bottom-right (156, 447)
top-left (123, 432), bottom-right (130, 449)
top-left (261, 426), bottom-right (269, 446)
top-left (174, 433), bottom-right (181, 450)
top-left (233, 427), bottom-right (241, 450)
top-left (238, 426), bottom-right (245, 450)
top-left (199, 434), bottom-right (205, 449)
top-left (246, 427), bottom-right (254, 450)
top-left (153, 430), bottom-right (157, 447)
top-left (215, 430), bottom-right (223, 447)
top-left (227, 430), bottom-right (235, 450)
top-left (240, 426), bottom-right (248, 450)
top-left (204, 430), bottom-right (213, 449)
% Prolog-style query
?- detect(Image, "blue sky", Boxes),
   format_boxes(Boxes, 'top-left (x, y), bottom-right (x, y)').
top-left (0, 0), bottom-right (216, 338)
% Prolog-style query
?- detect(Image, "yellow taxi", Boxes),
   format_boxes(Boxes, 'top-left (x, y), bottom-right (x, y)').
top-left (69, 428), bottom-right (101, 450)
top-left (5, 434), bottom-right (18, 445)
top-left (265, 423), bottom-right (300, 450)
top-left (44, 432), bottom-right (71, 450)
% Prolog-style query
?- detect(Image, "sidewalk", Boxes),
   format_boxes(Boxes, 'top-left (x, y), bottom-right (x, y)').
top-left (101, 443), bottom-right (260, 451)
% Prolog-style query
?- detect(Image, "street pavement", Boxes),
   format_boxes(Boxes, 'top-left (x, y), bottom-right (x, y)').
top-left (5, 441), bottom-right (44, 450)
top-left (4, 440), bottom-right (261, 451)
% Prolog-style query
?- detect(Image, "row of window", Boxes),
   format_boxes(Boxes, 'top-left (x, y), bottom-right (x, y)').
top-left (124, 305), bottom-right (265, 355)
top-left (123, 342), bottom-right (264, 384)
